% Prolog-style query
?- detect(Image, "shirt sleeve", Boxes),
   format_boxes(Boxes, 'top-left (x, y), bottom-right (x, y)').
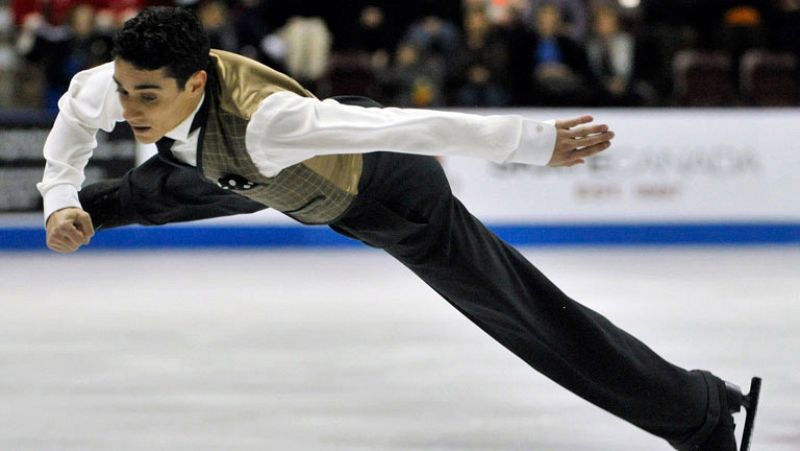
top-left (36, 62), bottom-right (122, 221)
top-left (245, 91), bottom-right (556, 177)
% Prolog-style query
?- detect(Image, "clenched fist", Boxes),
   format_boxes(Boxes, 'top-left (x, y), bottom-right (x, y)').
top-left (46, 207), bottom-right (94, 253)
top-left (548, 115), bottom-right (615, 167)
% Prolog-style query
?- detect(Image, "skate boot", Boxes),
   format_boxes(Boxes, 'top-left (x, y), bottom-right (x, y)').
top-left (697, 377), bottom-right (762, 451)
top-left (728, 377), bottom-right (762, 451)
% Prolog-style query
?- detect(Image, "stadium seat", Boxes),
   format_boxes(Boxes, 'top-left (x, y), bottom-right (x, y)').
top-left (739, 49), bottom-right (798, 106)
top-left (672, 50), bottom-right (735, 106)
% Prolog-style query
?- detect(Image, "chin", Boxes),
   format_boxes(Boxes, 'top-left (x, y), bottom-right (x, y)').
top-left (133, 134), bottom-right (158, 145)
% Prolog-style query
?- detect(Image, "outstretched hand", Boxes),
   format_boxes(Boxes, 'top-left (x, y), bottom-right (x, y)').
top-left (46, 207), bottom-right (94, 253)
top-left (548, 115), bottom-right (614, 167)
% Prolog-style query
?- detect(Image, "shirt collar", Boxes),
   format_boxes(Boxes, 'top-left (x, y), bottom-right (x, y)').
top-left (163, 93), bottom-right (205, 143)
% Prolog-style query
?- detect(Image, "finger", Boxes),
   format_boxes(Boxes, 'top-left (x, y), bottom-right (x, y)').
top-left (47, 237), bottom-right (73, 254)
top-left (555, 115), bottom-right (593, 129)
top-left (50, 243), bottom-right (69, 253)
top-left (557, 158), bottom-right (585, 168)
top-left (47, 236), bottom-right (64, 252)
top-left (574, 141), bottom-right (612, 159)
top-left (75, 213), bottom-right (95, 244)
top-left (574, 131), bottom-right (615, 149)
top-left (567, 124), bottom-right (610, 139)
top-left (60, 234), bottom-right (80, 249)
top-left (52, 244), bottom-right (77, 254)
top-left (57, 225), bottom-right (84, 248)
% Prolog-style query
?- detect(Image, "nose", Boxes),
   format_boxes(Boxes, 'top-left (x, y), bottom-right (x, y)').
top-left (120, 99), bottom-right (143, 124)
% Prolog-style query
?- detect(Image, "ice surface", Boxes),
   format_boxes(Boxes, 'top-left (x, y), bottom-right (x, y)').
top-left (1, 247), bottom-right (798, 450)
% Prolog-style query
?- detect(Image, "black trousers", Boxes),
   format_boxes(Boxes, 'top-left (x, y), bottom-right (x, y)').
top-left (331, 151), bottom-right (723, 450)
top-left (82, 150), bottom-right (723, 448)
top-left (78, 94), bottom-right (725, 448)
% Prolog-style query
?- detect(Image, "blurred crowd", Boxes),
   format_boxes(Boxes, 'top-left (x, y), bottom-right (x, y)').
top-left (0, 0), bottom-right (798, 111)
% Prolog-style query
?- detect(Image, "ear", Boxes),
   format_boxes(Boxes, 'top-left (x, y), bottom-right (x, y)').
top-left (186, 70), bottom-right (208, 94)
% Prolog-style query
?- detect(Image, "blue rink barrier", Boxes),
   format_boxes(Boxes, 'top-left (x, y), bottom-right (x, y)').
top-left (2, 223), bottom-right (799, 250)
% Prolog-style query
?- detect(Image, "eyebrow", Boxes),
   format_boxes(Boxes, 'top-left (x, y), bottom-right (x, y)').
top-left (112, 76), bottom-right (163, 91)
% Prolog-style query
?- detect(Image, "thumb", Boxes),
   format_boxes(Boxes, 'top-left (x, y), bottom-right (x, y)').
top-left (74, 211), bottom-right (95, 244)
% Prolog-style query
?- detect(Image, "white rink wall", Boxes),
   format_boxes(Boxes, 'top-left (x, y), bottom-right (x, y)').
top-left (444, 108), bottom-right (800, 224)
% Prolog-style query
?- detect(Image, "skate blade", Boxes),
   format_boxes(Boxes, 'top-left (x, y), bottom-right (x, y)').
top-left (739, 377), bottom-right (762, 451)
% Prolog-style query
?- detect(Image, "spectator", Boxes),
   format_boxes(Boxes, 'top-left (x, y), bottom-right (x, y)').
top-left (465, 0), bottom-right (532, 28)
top-left (232, 0), bottom-right (279, 66)
top-left (17, 4), bottom-right (114, 110)
top-left (231, 0), bottom-right (332, 74)
top-left (233, 1), bottom-right (335, 90)
top-left (277, 15), bottom-right (332, 90)
top-left (334, 5), bottom-right (395, 71)
top-left (585, 5), bottom-right (637, 105)
top-left (12, 0), bottom-right (150, 27)
top-left (197, 0), bottom-right (238, 52)
top-left (0, 6), bottom-right (19, 107)
top-left (94, 0), bottom-right (148, 19)
top-left (410, 0), bottom-right (463, 27)
top-left (507, 2), bottom-right (592, 105)
top-left (12, 0), bottom-right (79, 27)
top-left (65, 4), bottom-right (112, 71)
top-left (6, 0), bottom-right (800, 109)
top-left (450, 6), bottom-right (511, 106)
top-left (378, 42), bottom-right (445, 108)
top-left (403, 14), bottom-right (460, 62)
top-left (528, 0), bottom-right (588, 42)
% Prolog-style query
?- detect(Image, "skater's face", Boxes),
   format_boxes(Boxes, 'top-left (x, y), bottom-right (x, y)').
top-left (113, 58), bottom-right (207, 144)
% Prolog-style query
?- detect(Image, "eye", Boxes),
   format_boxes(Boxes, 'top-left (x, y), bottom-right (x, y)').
top-left (141, 95), bottom-right (158, 103)
top-left (115, 87), bottom-right (128, 97)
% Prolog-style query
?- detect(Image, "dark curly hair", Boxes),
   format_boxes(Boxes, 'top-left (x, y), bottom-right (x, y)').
top-left (113, 7), bottom-right (210, 90)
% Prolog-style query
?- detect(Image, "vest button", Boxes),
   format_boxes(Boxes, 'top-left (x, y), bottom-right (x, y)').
top-left (217, 174), bottom-right (257, 191)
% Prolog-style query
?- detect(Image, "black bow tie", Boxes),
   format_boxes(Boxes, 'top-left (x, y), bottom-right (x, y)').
top-left (153, 94), bottom-right (208, 164)
top-left (155, 136), bottom-right (175, 157)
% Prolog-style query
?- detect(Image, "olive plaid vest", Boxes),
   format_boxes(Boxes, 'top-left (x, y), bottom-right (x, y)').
top-left (198, 50), bottom-right (363, 224)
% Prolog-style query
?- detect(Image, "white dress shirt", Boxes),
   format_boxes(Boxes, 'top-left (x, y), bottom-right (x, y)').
top-left (37, 61), bottom-right (557, 221)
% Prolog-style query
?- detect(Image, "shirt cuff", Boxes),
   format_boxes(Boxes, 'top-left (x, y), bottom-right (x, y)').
top-left (505, 119), bottom-right (557, 166)
top-left (42, 184), bottom-right (81, 224)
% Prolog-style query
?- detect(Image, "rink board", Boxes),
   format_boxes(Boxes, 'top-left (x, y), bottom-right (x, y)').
top-left (2, 108), bottom-right (799, 249)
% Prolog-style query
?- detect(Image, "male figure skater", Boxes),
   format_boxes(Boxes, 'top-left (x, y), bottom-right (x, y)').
top-left (39, 7), bottom-right (760, 450)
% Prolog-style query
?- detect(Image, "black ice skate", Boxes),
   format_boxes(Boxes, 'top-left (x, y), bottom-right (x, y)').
top-left (727, 377), bottom-right (762, 451)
